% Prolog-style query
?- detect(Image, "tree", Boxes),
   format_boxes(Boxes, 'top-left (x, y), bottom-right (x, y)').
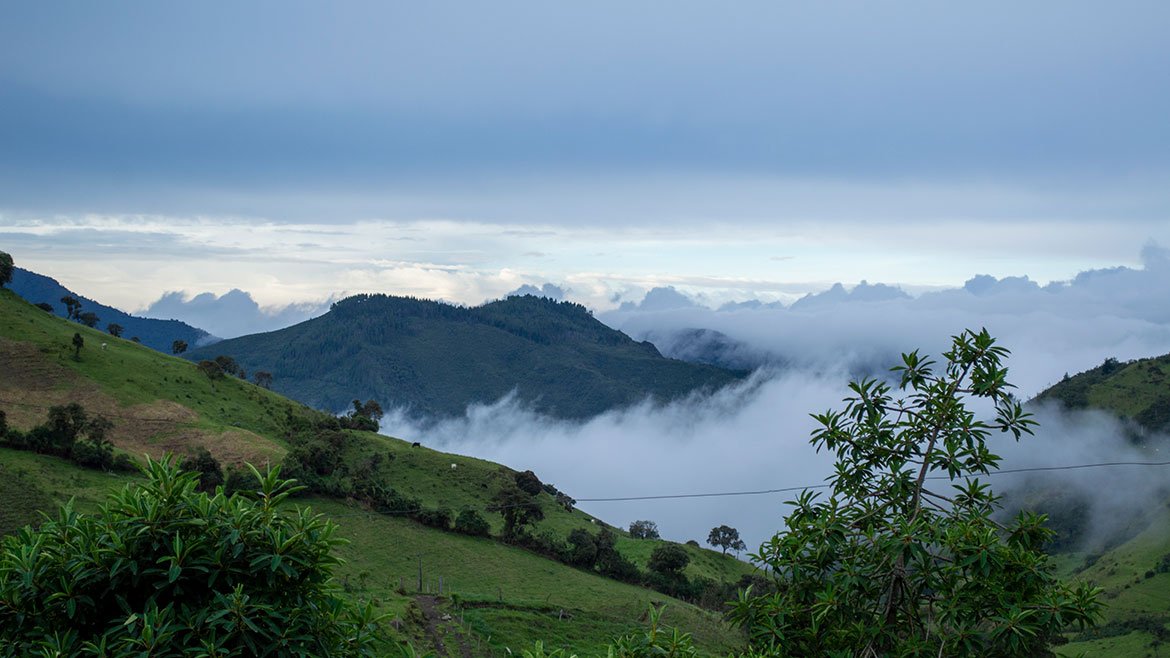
top-left (71, 332), bottom-right (84, 360)
top-left (629, 519), bottom-right (660, 539)
top-left (647, 544), bottom-right (692, 599)
top-left (454, 509), bottom-right (491, 537)
top-left (0, 250), bottom-right (12, 288)
top-left (489, 485), bottom-right (545, 539)
top-left (172, 339), bottom-right (188, 355)
top-left (34, 302), bottom-right (53, 313)
top-left (106, 322), bottom-right (123, 338)
top-left (728, 329), bottom-right (1102, 657)
top-left (78, 311), bottom-right (100, 328)
top-left (353, 399), bottom-right (383, 421)
top-left (566, 528), bottom-right (599, 568)
top-left (61, 295), bottom-right (81, 320)
top-left (706, 525), bottom-right (746, 556)
top-left (0, 457), bottom-right (384, 656)
top-left (340, 399), bottom-right (383, 431)
top-left (648, 544), bottom-right (690, 577)
top-left (515, 469), bottom-right (544, 496)
top-left (254, 370), bottom-right (274, 389)
top-left (214, 354), bottom-right (242, 376)
top-left (197, 359), bottom-right (225, 379)
top-left (180, 447), bottom-right (225, 492)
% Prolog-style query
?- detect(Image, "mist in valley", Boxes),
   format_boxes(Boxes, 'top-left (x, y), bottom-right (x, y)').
top-left (382, 249), bottom-right (1170, 554)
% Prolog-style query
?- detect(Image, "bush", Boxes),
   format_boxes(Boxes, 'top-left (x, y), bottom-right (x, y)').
top-left (0, 457), bottom-right (384, 656)
top-left (453, 509), bottom-right (491, 537)
top-left (648, 544), bottom-right (690, 576)
top-left (414, 507), bottom-right (452, 530)
top-left (566, 528), bottom-right (599, 568)
top-left (180, 447), bottom-right (225, 492)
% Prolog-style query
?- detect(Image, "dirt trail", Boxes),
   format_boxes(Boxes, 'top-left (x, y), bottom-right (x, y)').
top-left (414, 595), bottom-right (475, 658)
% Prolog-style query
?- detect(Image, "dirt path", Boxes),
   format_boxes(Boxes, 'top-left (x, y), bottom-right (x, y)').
top-left (414, 595), bottom-right (475, 658)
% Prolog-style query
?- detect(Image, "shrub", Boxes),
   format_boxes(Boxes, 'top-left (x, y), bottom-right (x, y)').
top-left (414, 507), bottom-right (453, 530)
top-left (0, 457), bottom-right (384, 656)
top-left (180, 447), bottom-right (225, 492)
top-left (453, 509), bottom-right (491, 537)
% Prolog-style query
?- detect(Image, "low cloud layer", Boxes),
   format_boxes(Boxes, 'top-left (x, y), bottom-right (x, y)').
top-left (605, 244), bottom-right (1170, 397)
top-left (381, 247), bottom-right (1170, 550)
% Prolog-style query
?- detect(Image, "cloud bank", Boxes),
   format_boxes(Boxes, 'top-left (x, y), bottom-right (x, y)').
top-left (141, 289), bottom-right (331, 339)
top-left (380, 248), bottom-right (1170, 550)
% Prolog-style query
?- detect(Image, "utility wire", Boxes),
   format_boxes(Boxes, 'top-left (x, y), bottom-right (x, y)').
top-left (316, 459), bottom-right (1170, 520)
top-left (574, 461), bottom-right (1170, 503)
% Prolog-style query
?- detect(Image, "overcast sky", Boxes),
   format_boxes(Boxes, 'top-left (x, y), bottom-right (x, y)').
top-left (1, 1), bottom-right (1168, 311)
top-left (4, 2), bottom-right (1170, 548)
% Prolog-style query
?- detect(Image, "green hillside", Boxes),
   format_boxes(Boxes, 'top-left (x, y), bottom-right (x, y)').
top-left (8, 266), bottom-right (214, 353)
top-left (0, 289), bottom-right (752, 655)
top-left (187, 293), bottom-right (745, 418)
top-left (1024, 354), bottom-right (1170, 656)
top-left (1034, 353), bottom-right (1170, 436)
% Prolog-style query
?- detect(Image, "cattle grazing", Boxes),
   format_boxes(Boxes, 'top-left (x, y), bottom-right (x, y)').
top-left (411, 441), bottom-right (421, 448)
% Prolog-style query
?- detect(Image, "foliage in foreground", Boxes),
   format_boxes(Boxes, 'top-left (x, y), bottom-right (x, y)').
top-left (0, 457), bottom-right (384, 657)
top-left (729, 329), bottom-right (1103, 656)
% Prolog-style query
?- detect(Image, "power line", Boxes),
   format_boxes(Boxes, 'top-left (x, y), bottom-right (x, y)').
top-left (574, 460), bottom-right (1170, 503)
top-left (315, 459), bottom-right (1170, 520)
top-left (5, 396), bottom-right (1169, 511)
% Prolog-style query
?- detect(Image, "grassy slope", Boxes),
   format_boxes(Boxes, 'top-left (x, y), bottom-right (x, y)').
top-left (1055, 507), bottom-right (1170, 657)
top-left (186, 293), bottom-right (744, 419)
top-left (0, 289), bottom-right (752, 655)
top-left (1029, 354), bottom-right (1170, 656)
top-left (6, 266), bottom-right (212, 354)
top-left (1034, 353), bottom-right (1170, 434)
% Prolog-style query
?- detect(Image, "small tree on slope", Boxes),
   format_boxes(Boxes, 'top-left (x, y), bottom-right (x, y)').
top-left (728, 329), bottom-right (1102, 657)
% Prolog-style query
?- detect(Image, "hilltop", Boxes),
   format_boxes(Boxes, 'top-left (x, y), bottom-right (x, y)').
top-left (188, 293), bottom-right (745, 418)
top-left (0, 289), bottom-right (754, 655)
top-left (7, 266), bottom-right (215, 353)
top-left (1033, 353), bottom-right (1170, 437)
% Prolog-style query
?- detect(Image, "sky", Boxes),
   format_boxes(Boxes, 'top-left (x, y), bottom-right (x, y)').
top-left (3, 2), bottom-right (1170, 546)
top-left (2, 1), bottom-right (1169, 314)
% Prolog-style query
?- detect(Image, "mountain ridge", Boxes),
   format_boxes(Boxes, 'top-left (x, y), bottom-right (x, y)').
top-left (188, 293), bottom-right (746, 418)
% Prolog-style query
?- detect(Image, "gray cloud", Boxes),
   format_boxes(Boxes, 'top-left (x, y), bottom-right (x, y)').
top-left (605, 245), bottom-right (1170, 396)
top-left (1, 3), bottom-right (1168, 226)
top-left (506, 283), bottom-right (567, 301)
top-left (141, 289), bottom-right (331, 339)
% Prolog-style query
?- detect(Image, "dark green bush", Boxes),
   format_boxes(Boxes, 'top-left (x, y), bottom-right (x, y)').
top-left (453, 509), bottom-right (491, 537)
top-left (0, 457), bottom-right (384, 657)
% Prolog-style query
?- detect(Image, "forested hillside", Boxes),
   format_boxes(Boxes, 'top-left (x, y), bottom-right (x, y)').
top-left (188, 293), bottom-right (745, 418)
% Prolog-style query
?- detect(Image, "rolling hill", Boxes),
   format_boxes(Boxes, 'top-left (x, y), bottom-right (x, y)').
top-left (0, 289), bottom-right (754, 656)
top-left (1020, 352), bottom-right (1170, 656)
top-left (7, 266), bottom-right (216, 353)
top-left (187, 293), bottom-right (746, 418)
top-left (1034, 353), bottom-right (1170, 437)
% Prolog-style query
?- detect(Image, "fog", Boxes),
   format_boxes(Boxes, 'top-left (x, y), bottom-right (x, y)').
top-left (380, 248), bottom-right (1170, 554)
top-left (381, 370), bottom-right (846, 550)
